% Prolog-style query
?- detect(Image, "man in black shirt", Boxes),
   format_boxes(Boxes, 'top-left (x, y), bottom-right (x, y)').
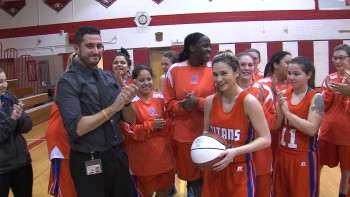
top-left (56, 26), bottom-right (137, 197)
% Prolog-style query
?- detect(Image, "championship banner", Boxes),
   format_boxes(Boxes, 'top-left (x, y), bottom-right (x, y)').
top-left (43, 0), bottom-right (71, 13)
top-left (96, 0), bottom-right (117, 8)
top-left (0, 0), bottom-right (26, 17)
top-left (153, 0), bottom-right (164, 4)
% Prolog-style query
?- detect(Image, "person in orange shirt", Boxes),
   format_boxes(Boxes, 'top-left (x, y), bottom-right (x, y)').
top-left (319, 44), bottom-right (350, 197)
top-left (46, 52), bottom-right (78, 197)
top-left (112, 47), bottom-right (133, 87)
top-left (236, 52), bottom-right (276, 197)
top-left (123, 65), bottom-right (174, 197)
top-left (273, 56), bottom-right (323, 197)
top-left (156, 51), bottom-right (179, 197)
top-left (159, 51), bottom-right (179, 95)
top-left (260, 51), bottom-right (293, 157)
top-left (247, 48), bottom-right (264, 81)
top-left (202, 52), bottom-right (271, 197)
top-left (164, 32), bottom-right (216, 197)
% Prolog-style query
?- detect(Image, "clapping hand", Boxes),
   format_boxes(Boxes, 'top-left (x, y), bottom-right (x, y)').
top-left (178, 90), bottom-right (199, 111)
top-left (11, 101), bottom-right (23, 120)
top-left (152, 114), bottom-right (166, 130)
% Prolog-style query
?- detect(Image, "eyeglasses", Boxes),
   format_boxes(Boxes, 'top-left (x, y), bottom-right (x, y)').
top-left (332, 56), bottom-right (349, 62)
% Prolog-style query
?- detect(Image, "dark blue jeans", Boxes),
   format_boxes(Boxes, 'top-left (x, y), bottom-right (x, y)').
top-left (0, 164), bottom-right (33, 197)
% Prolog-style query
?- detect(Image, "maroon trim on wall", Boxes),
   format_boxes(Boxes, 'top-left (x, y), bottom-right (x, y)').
top-left (62, 53), bottom-right (69, 71)
top-left (170, 46), bottom-right (183, 54)
top-left (328, 40), bottom-right (344, 74)
top-left (133, 48), bottom-right (150, 67)
top-left (235, 43), bottom-right (251, 54)
top-left (103, 50), bottom-right (118, 71)
top-left (210, 44), bottom-right (219, 61)
top-left (267, 42), bottom-right (283, 61)
top-left (298, 41), bottom-right (314, 63)
top-left (0, 10), bottom-right (349, 39)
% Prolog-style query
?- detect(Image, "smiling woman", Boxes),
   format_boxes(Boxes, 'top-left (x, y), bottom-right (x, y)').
top-left (121, 65), bottom-right (175, 197)
top-left (0, 68), bottom-right (34, 197)
top-left (163, 32), bottom-right (216, 197)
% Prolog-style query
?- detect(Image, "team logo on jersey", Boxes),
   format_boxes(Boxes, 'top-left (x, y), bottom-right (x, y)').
top-left (210, 126), bottom-right (241, 141)
top-left (148, 107), bottom-right (156, 116)
top-left (236, 166), bottom-right (244, 172)
top-left (190, 75), bottom-right (198, 84)
top-left (300, 162), bottom-right (307, 167)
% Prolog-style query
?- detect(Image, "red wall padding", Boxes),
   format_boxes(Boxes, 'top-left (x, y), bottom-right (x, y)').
top-left (298, 41), bottom-right (314, 63)
top-left (267, 42), bottom-right (283, 62)
top-left (235, 43), bottom-right (251, 55)
top-left (133, 48), bottom-right (150, 67)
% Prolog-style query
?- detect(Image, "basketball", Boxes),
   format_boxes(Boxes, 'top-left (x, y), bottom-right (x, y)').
top-left (191, 132), bottom-right (228, 171)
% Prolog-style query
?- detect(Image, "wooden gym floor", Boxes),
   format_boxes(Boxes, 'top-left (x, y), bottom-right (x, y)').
top-left (9, 121), bottom-right (342, 197)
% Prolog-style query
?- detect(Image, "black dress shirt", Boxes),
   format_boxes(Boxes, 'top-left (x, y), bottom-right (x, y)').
top-left (56, 63), bottom-right (124, 153)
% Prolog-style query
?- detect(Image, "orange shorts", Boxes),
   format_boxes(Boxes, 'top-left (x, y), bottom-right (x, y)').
top-left (255, 172), bottom-right (271, 197)
top-left (48, 159), bottom-right (77, 197)
top-left (319, 139), bottom-right (350, 170)
top-left (273, 149), bottom-right (319, 197)
top-left (202, 160), bottom-right (256, 197)
top-left (134, 169), bottom-right (174, 196)
top-left (174, 141), bottom-right (202, 181)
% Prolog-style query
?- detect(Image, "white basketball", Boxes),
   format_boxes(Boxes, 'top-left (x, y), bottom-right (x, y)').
top-left (190, 133), bottom-right (227, 171)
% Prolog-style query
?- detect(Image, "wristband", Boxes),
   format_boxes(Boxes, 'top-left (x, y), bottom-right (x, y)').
top-left (102, 109), bottom-right (109, 120)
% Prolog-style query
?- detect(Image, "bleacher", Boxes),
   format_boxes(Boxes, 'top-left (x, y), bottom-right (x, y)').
top-left (6, 79), bottom-right (53, 126)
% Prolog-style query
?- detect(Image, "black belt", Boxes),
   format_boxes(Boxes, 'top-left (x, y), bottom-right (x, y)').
top-left (94, 145), bottom-right (122, 155)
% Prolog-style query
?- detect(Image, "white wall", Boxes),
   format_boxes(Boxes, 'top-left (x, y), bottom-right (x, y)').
top-left (0, 0), bottom-right (349, 87)
top-left (1, 0), bottom-right (340, 57)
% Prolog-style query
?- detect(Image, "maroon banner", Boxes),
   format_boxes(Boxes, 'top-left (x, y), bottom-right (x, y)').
top-left (43, 0), bottom-right (71, 13)
top-left (96, 0), bottom-right (117, 8)
top-left (0, 0), bottom-right (26, 17)
top-left (153, 0), bottom-right (164, 4)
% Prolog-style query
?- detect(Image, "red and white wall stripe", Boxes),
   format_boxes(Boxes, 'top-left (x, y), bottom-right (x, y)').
top-left (220, 40), bottom-right (350, 86)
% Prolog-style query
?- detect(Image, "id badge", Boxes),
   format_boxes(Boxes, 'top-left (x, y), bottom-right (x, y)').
top-left (85, 159), bottom-right (103, 175)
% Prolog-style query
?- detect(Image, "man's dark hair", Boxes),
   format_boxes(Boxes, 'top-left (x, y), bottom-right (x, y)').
top-left (74, 26), bottom-right (101, 46)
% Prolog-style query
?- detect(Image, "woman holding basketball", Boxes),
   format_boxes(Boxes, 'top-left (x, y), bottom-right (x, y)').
top-left (201, 52), bottom-right (271, 197)
top-left (273, 56), bottom-right (323, 197)
top-left (164, 32), bottom-right (216, 197)
top-left (122, 65), bottom-right (174, 197)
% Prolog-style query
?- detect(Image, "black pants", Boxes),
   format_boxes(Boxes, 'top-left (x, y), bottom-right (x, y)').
top-left (70, 147), bottom-right (133, 197)
top-left (0, 164), bottom-right (33, 197)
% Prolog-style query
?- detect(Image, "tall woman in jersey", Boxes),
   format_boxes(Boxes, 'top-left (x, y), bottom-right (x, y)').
top-left (319, 44), bottom-right (350, 197)
top-left (111, 47), bottom-right (133, 87)
top-left (202, 53), bottom-right (271, 197)
top-left (123, 65), bottom-right (174, 197)
top-left (164, 32), bottom-right (216, 197)
top-left (273, 56), bottom-right (324, 197)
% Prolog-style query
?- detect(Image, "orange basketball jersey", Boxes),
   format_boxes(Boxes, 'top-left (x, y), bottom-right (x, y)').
top-left (254, 70), bottom-right (264, 82)
top-left (278, 87), bottom-right (318, 153)
top-left (123, 92), bottom-right (174, 176)
top-left (249, 82), bottom-right (275, 177)
top-left (319, 72), bottom-right (350, 145)
top-left (46, 91), bottom-right (70, 160)
top-left (164, 60), bottom-right (216, 143)
top-left (209, 90), bottom-right (255, 162)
